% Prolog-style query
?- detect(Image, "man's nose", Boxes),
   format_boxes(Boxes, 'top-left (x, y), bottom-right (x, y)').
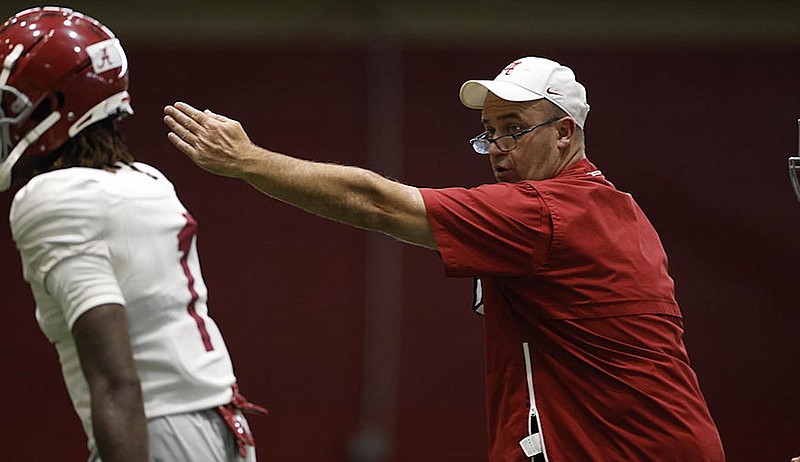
top-left (487, 142), bottom-right (505, 157)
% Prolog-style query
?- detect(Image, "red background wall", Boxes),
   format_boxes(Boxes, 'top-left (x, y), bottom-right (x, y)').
top-left (1, 41), bottom-right (798, 461)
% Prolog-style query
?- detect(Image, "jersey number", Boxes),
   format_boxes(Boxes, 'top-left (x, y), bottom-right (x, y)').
top-left (178, 212), bottom-right (214, 351)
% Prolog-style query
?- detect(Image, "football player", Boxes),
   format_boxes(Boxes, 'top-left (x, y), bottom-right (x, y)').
top-left (0, 7), bottom-right (266, 461)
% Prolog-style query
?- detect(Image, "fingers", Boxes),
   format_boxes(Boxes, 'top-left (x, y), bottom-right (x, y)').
top-left (163, 103), bottom-right (206, 163)
top-left (165, 131), bottom-right (196, 158)
top-left (164, 103), bottom-right (205, 135)
top-left (174, 101), bottom-right (205, 122)
top-left (163, 113), bottom-right (200, 148)
top-left (163, 101), bottom-right (222, 150)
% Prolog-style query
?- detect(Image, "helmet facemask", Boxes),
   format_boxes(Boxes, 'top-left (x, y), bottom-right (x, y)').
top-left (0, 44), bottom-right (35, 187)
top-left (0, 85), bottom-right (31, 160)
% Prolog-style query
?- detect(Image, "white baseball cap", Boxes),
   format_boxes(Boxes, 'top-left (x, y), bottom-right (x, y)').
top-left (459, 56), bottom-right (590, 128)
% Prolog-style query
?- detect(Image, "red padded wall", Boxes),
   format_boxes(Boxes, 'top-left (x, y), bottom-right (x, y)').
top-left (1, 42), bottom-right (798, 461)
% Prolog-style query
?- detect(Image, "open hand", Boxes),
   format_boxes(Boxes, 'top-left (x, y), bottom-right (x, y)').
top-left (163, 102), bottom-right (254, 178)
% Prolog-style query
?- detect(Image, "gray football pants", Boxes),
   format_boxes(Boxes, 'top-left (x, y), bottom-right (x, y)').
top-left (88, 408), bottom-right (257, 462)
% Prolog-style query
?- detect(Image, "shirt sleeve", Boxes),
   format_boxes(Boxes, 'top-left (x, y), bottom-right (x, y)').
top-left (420, 182), bottom-right (552, 278)
top-left (10, 171), bottom-right (125, 329)
top-left (46, 253), bottom-right (125, 329)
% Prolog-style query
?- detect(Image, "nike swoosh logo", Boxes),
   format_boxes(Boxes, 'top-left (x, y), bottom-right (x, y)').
top-left (546, 87), bottom-right (562, 96)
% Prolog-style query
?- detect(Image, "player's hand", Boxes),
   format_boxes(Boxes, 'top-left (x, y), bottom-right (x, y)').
top-left (163, 102), bottom-right (256, 178)
top-left (791, 456), bottom-right (799, 462)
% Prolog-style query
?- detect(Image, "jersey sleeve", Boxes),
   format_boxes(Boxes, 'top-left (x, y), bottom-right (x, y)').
top-left (420, 182), bottom-right (552, 278)
top-left (10, 172), bottom-right (125, 329)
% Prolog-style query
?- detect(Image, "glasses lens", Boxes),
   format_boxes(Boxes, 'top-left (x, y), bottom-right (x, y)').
top-left (476, 140), bottom-right (491, 154)
top-left (470, 133), bottom-right (490, 154)
top-left (494, 136), bottom-right (516, 152)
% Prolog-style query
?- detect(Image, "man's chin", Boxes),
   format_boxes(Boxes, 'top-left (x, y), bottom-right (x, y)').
top-left (494, 170), bottom-right (518, 183)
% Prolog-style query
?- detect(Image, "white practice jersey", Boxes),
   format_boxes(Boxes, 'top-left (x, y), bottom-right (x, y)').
top-left (10, 162), bottom-right (236, 451)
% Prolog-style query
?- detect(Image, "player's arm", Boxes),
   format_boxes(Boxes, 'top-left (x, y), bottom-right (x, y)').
top-left (163, 102), bottom-right (437, 249)
top-left (72, 303), bottom-right (148, 462)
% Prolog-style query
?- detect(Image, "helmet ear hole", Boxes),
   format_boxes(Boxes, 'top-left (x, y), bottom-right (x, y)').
top-left (55, 90), bottom-right (65, 111)
top-left (24, 91), bottom-right (69, 132)
top-left (30, 95), bottom-right (54, 122)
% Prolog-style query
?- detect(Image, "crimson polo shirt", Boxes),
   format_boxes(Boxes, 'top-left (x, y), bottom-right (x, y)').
top-left (420, 158), bottom-right (725, 461)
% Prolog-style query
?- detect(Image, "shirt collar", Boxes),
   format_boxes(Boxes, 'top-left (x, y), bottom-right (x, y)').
top-left (556, 157), bottom-right (601, 179)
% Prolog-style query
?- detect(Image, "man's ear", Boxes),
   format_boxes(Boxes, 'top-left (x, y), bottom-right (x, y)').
top-left (555, 117), bottom-right (576, 150)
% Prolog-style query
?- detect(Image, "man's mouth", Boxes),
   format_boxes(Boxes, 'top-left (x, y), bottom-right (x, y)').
top-left (493, 165), bottom-right (515, 181)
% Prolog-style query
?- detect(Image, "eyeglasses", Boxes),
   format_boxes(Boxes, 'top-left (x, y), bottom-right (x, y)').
top-left (468, 116), bottom-right (564, 155)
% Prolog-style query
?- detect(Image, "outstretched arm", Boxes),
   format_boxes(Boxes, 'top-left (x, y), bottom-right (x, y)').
top-left (73, 304), bottom-right (148, 462)
top-left (163, 102), bottom-right (437, 249)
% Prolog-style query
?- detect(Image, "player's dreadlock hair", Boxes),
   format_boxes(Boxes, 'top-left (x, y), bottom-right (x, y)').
top-left (49, 117), bottom-right (134, 171)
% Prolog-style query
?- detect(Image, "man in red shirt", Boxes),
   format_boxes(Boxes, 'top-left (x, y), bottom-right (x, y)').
top-left (164, 56), bottom-right (725, 461)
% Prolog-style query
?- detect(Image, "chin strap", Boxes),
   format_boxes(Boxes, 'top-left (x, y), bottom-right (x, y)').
top-left (68, 90), bottom-right (132, 138)
top-left (0, 111), bottom-right (61, 192)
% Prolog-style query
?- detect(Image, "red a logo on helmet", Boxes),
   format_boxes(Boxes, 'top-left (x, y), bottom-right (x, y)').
top-left (86, 38), bottom-right (127, 76)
